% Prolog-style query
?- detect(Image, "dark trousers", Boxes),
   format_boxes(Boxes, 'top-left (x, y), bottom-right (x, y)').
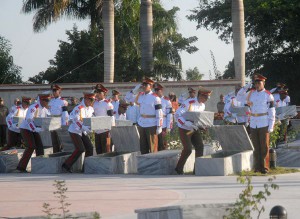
top-left (0, 124), bottom-right (7, 147)
top-left (0, 129), bottom-right (22, 151)
top-left (17, 128), bottom-right (44, 171)
top-left (251, 126), bottom-right (269, 171)
top-left (138, 126), bottom-right (158, 154)
top-left (158, 128), bottom-right (167, 151)
top-left (95, 132), bottom-right (111, 154)
top-left (63, 132), bottom-right (93, 169)
top-left (51, 130), bottom-right (62, 153)
top-left (176, 127), bottom-right (204, 173)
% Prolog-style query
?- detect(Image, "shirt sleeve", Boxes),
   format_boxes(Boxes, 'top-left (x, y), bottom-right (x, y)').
top-left (268, 94), bottom-right (276, 129)
top-left (175, 101), bottom-right (188, 126)
top-left (154, 96), bottom-right (163, 127)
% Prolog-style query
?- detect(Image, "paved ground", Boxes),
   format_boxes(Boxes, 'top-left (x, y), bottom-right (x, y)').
top-left (1, 172), bottom-right (300, 219)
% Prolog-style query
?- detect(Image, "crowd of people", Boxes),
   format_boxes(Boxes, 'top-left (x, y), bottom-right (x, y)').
top-left (0, 74), bottom-right (292, 174)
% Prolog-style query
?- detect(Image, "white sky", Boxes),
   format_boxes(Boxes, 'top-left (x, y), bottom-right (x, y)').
top-left (0, 0), bottom-right (234, 82)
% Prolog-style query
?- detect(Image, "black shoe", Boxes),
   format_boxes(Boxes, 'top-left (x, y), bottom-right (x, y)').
top-left (175, 167), bottom-right (183, 175)
top-left (62, 163), bottom-right (72, 173)
top-left (261, 169), bottom-right (269, 174)
top-left (16, 167), bottom-right (28, 173)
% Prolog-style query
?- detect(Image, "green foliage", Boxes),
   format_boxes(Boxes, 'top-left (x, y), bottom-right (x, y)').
top-left (27, 1), bottom-right (198, 83)
top-left (165, 125), bottom-right (183, 150)
top-left (43, 180), bottom-right (101, 219)
top-left (225, 176), bottom-right (279, 219)
top-left (185, 67), bottom-right (204, 81)
top-left (0, 35), bottom-right (22, 84)
top-left (189, 0), bottom-right (300, 104)
top-left (269, 122), bottom-right (281, 148)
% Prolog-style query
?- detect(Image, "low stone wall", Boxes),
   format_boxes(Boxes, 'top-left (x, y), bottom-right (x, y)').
top-left (0, 80), bottom-right (240, 112)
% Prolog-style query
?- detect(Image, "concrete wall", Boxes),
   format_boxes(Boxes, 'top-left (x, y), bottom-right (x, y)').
top-left (0, 80), bottom-right (240, 112)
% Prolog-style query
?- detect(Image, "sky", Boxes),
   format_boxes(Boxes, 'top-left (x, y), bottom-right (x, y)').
top-left (0, 0), bottom-right (234, 82)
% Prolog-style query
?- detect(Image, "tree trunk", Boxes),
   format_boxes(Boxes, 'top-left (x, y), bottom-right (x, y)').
top-left (140, 0), bottom-right (153, 75)
top-left (232, 0), bottom-right (245, 86)
top-left (103, 0), bottom-right (114, 83)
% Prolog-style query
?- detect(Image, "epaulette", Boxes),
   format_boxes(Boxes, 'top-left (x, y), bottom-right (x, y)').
top-left (152, 93), bottom-right (158, 97)
top-left (16, 106), bottom-right (21, 109)
top-left (265, 90), bottom-right (271, 95)
top-left (250, 88), bottom-right (255, 91)
top-left (104, 99), bottom-right (111, 103)
top-left (189, 100), bottom-right (195, 104)
top-left (163, 96), bottom-right (170, 101)
top-left (231, 96), bottom-right (235, 99)
top-left (60, 97), bottom-right (65, 100)
top-left (34, 104), bottom-right (39, 108)
top-left (78, 105), bottom-right (84, 109)
top-left (276, 100), bottom-right (280, 102)
top-left (139, 92), bottom-right (144, 95)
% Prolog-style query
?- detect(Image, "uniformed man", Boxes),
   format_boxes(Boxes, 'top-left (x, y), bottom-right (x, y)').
top-left (115, 99), bottom-right (129, 120)
top-left (276, 89), bottom-right (289, 144)
top-left (153, 82), bottom-right (173, 151)
top-left (124, 85), bottom-right (141, 125)
top-left (48, 84), bottom-right (69, 153)
top-left (136, 77), bottom-right (163, 154)
top-left (111, 89), bottom-right (120, 118)
top-left (10, 98), bottom-right (21, 113)
top-left (0, 97), bottom-right (9, 148)
top-left (2, 97), bottom-right (31, 151)
top-left (174, 87), bottom-right (212, 174)
top-left (270, 82), bottom-right (286, 103)
top-left (247, 74), bottom-right (275, 174)
top-left (17, 93), bottom-right (51, 172)
top-left (61, 92), bottom-right (95, 173)
top-left (178, 87), bottom-right (197, 105)
top-left (93, 84), bottom-right (114, 154)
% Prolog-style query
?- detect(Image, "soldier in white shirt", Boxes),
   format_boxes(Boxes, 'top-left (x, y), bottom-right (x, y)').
top-left (1, 97), bottom-right (31, 151)
top-left (153, 82), bottom-right (173, 151)
top-left (270, 82), bottom-right (286, 103)
top-left (111, 89), bottom-right (120, 118)
top-left (115, 99), bottom-right (129, 120)
top-left (17, 93), bottom-right (51, 172)
top-left (174, 87), bottom-right (212, 174)
top-left (93, 84), bottom-right (114, 154)
top-left (178, 87), bottom-right (197, 105)
top-left (10, 98), bottom-right (21, 114)
top-left (125, 86), bottom-right (141, 124)
top-left (62, 92), bottom-right (95, 173)
top-left (136, 77), bottom-right (163, 154)
top-left (48, 84), bottom-right (69, 153)
top-left (246, 74), bottom-right (275, 174)
top-left (276, 89), bottom-right (289, 144)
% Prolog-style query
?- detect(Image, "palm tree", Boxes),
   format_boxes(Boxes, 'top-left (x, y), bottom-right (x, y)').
top-left (140, 0), bottom-right (153, 74)
top-left (22, 0), bottom-right (115, 82)
top-left (103, 0), bottom-right (114, 83)
top-left (232, 0), bottom-right (245, 86)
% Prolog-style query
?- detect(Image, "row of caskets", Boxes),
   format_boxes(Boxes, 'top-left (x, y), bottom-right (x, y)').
top-left (0, 105), bottom-right (296, 176)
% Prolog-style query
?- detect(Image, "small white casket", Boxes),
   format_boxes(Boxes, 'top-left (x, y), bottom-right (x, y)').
top-left (83, 116), bottom-right (112, 131)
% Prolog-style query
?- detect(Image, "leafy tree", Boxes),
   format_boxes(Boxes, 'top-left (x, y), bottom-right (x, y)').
top-left (189, 0), bottom-right (300, 104)
top-left (186, 67), bottom-right (204, 81)
top-left (0, 35), bottom-right (22, 84)
top-left (29, 2), bottom-right (198, 83)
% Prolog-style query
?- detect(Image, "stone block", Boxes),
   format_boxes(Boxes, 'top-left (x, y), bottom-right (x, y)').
top-left (110, 126), bottom-right (140, 153)
top-left (229, 105), bottom-right (250, 116)
top-left (31, 152), bottom-right (83, 174)
top-left (83, 116), bottom-right (112, 131)
top-left (34, 117), bottom-right (61, 131)
top-left (115, 119), bottom-right (133, 126)
top-left (0, 149), bottom-right (34, 173)
top-left (195, 125), bottom-right (253, 176)
top-left (39, 131), bottom-right (53, 147)
top-left (135, 203), bottom-right (233, 219)
top-left (277, 148), bottom-right (300, 167)
top-left (56, 127), bottom-right (75, 152)
top-left (182, 111), bottom-right (214, 128)
top-left (276, 105), bottom-right (297, 120)
top-left (84, 151), bottom-right (140, 174)
top-left (137, 145), bottom-right (215, 175)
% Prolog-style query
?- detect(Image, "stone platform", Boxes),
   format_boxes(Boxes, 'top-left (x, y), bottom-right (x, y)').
top-left (31, 151), bottom-right (83, 174)
top-left (135, 203), bottom-right (232, 219)
top-left (84, 151), bottom-right (140, 174)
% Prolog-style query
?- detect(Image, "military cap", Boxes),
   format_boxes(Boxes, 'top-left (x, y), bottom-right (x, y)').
top-left (198, 86), bottom-right (212, 96)
top-left (142, 77), bottom-right (155, 85)
top-left (112, 89), bottom-right (121, 95)
top-left (51, 84), bottom-right (62, 90)
top-left (83, 92), bottom-right (96, 99)
top-left (38, 93), bottom-right (51, 101)
top-left (253, 74), bottom-right (267, 82)
top-left (153, 82), bottom-right (164, 90)
top-left (21, 96), bottom-right (32, 103)
top-left (94, 83), bottom-right (108, 93)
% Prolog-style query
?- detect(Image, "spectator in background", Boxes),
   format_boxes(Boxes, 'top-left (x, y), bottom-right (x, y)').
top-left (0, 97), bottom-right (9, 147)
top-left (217, 94), bottom-right (225, 113)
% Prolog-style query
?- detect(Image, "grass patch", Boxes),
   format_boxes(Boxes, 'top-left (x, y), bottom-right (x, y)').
top-left (239, 167), bottom-right (300, 176)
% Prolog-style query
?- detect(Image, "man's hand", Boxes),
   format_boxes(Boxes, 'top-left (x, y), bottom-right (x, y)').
top-left (268, 127), bottom-right (274, 133)
top-left (35, 127), bottom-right (43, 133)
top-left (166, 128), bottom-right (171, 133)
top-left (184, 121), bottom-right (193, 127)
top-left (82, 125), bottom-right (91, 134)
top-left (11, 123), bottom-right (19, 129)
top-left (190, 124), bottom-right (199, 131)
top-left (156, 126), bottom-right (162, 135)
